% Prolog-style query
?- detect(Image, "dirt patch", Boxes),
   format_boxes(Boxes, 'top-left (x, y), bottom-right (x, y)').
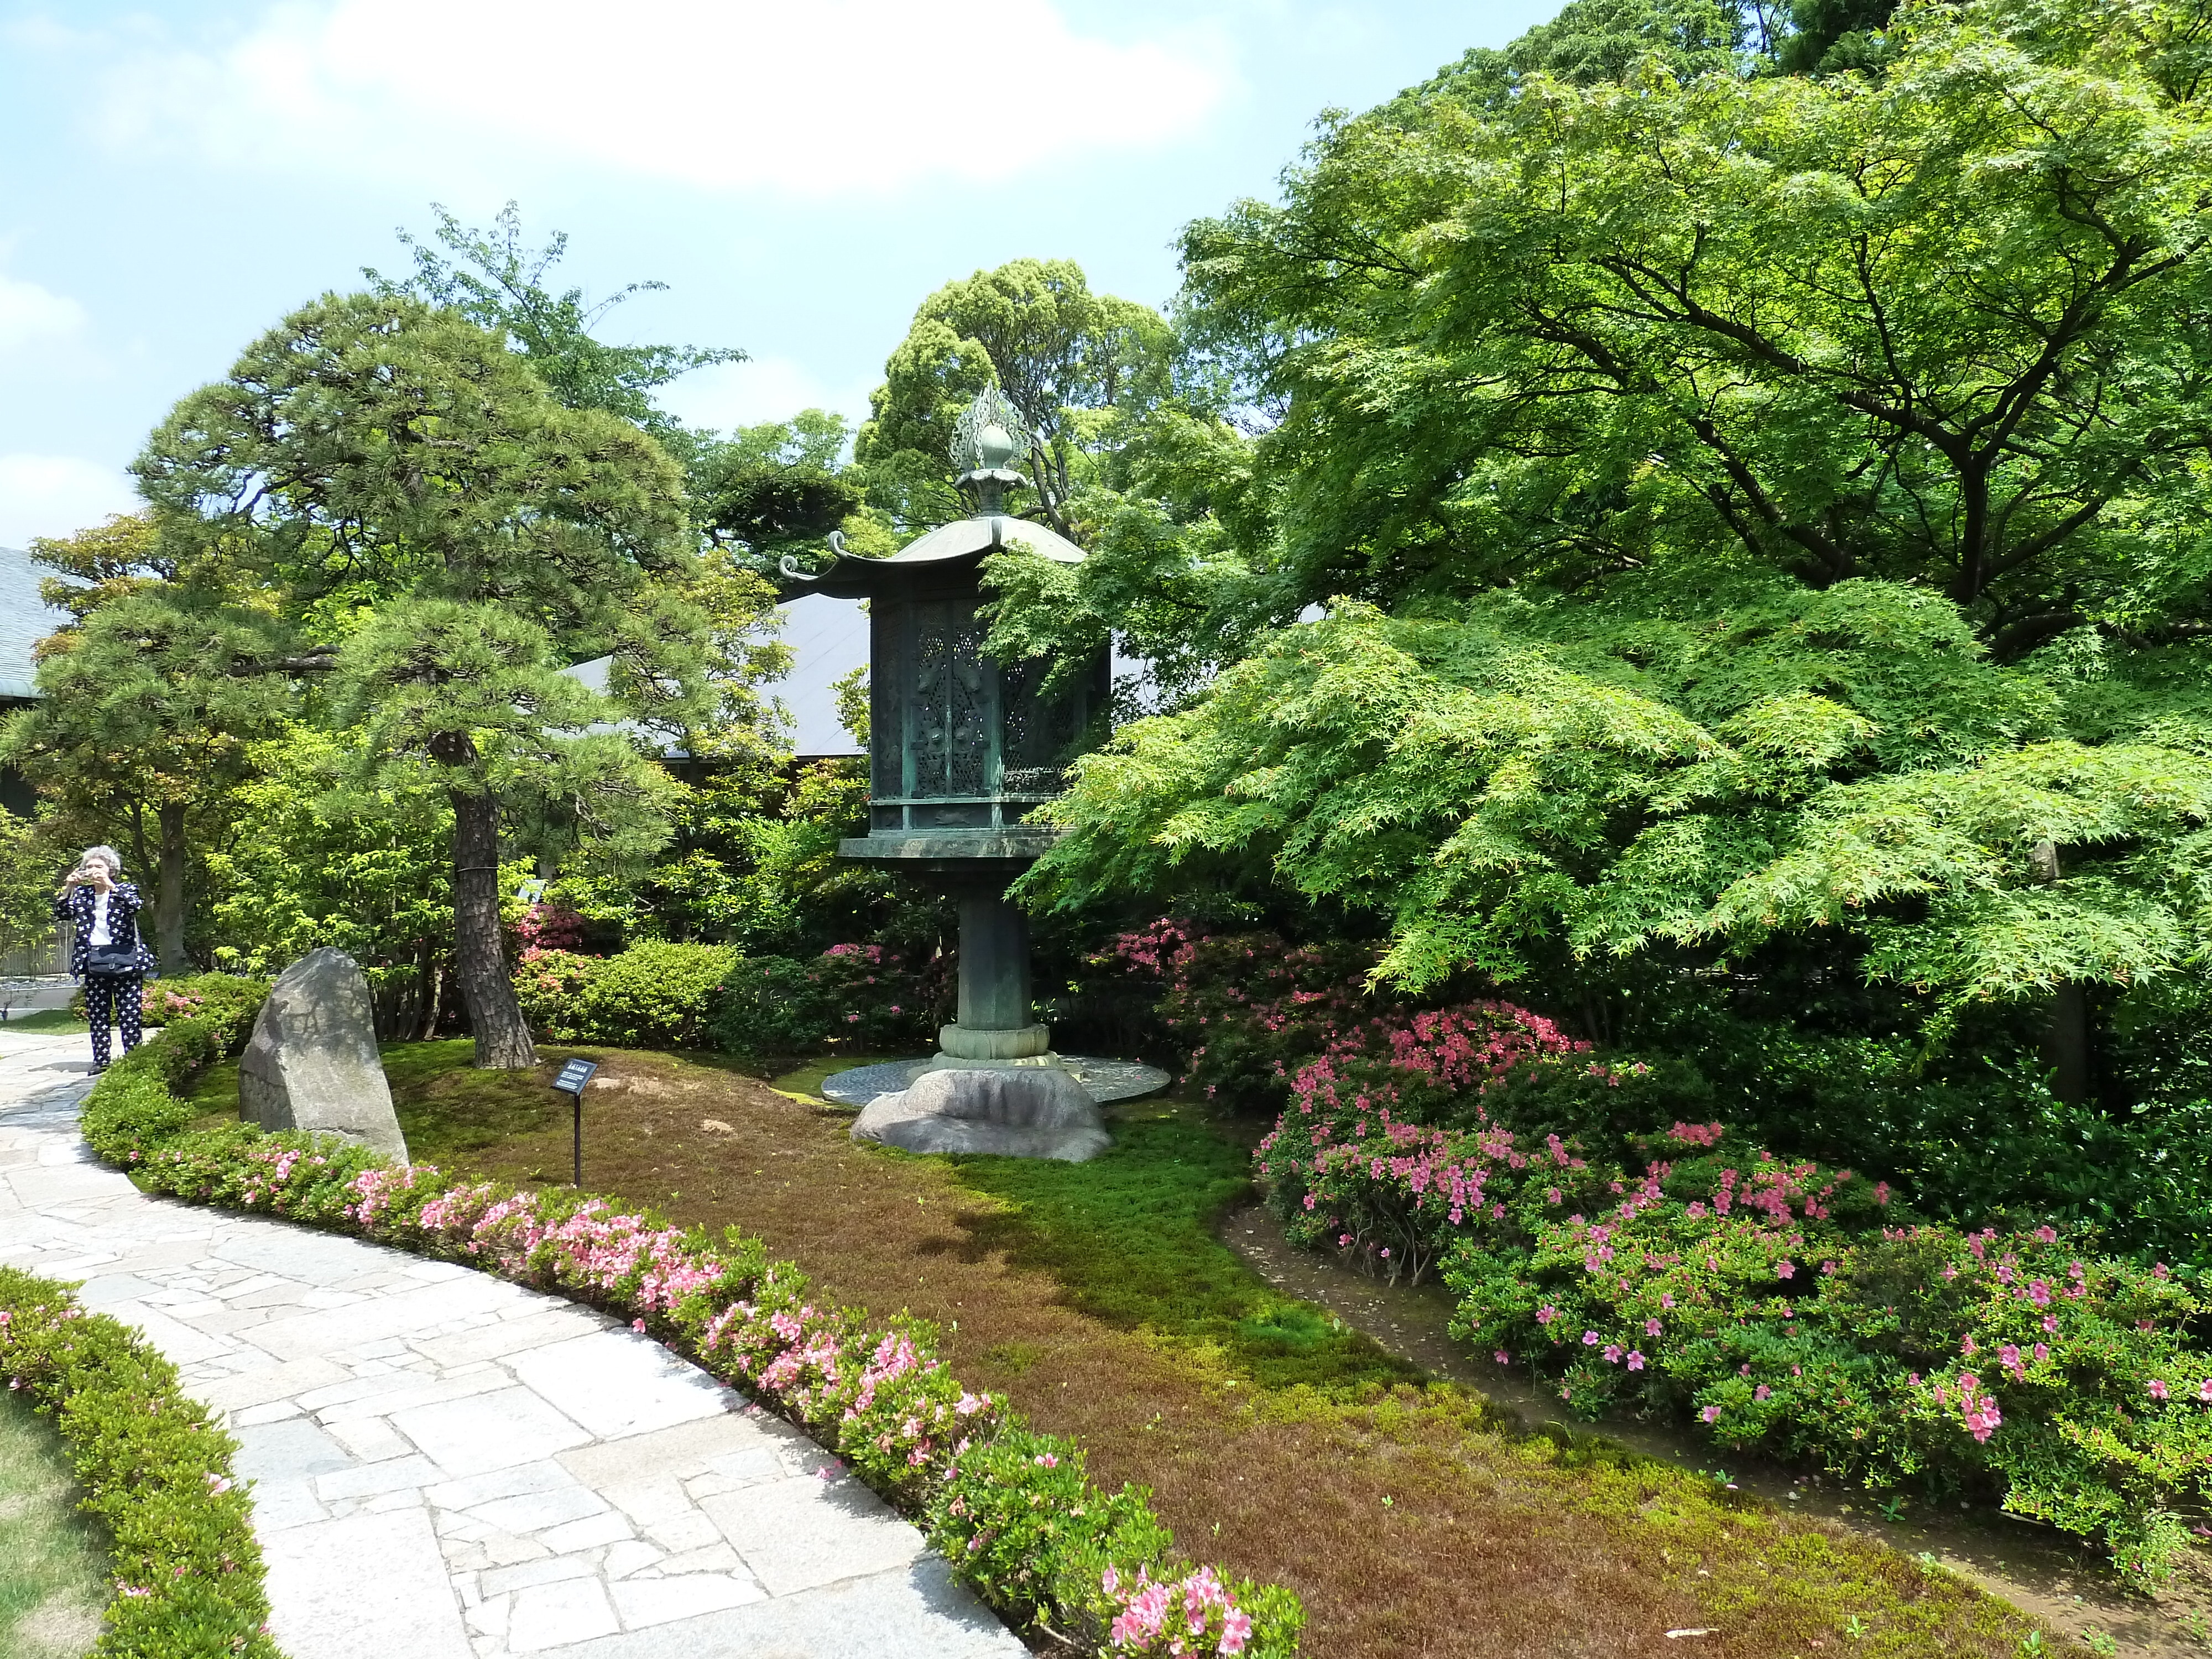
top-left (13, 1591), bottom-right (104, 1658)
top-left (1222, 1200), bottom-right (2212, 1657)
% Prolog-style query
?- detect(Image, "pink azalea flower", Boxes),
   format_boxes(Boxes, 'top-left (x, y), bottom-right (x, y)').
top-left (1700, 1405), bottom-right (1721, 1423)
top-left (1627, 1350), bottom-right (1646, 1371)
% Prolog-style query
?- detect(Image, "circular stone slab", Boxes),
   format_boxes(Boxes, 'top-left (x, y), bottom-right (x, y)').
top-left (821, 1055), bottom-right (1171, 1109)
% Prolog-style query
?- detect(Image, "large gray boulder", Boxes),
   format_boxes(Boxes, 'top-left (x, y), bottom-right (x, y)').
top-left (851, 1066), bottom-right (1109, 1162)
top-left (238, 947), bottom-right (408, 1162)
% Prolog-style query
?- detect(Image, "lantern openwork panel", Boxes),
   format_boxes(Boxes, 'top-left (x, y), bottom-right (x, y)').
top-left (867, 577), bottom-right (1106, 834)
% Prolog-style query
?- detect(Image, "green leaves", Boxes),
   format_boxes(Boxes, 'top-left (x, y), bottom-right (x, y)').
top-left (1179, 0), bottom-right (2212, 649)
top-left (1029, 582), bottom-right (2212, 1012)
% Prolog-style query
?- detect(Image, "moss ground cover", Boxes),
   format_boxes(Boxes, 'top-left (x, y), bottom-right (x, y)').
top-left (0, 1388), bottom-right (107, 1659)
top-left (379, 1041), bottom-right (2052, 1657)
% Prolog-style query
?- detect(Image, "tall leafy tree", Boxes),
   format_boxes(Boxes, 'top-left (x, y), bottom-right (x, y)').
top-left (1005, 0), bottom-right (2212, 1108)
top-left (854, 258), bottom-right (1175, 538)
top-left (1173, 0), bottom-right (2212, 654)
top-left (202, 723), bottom-right (457, 1036)
top-left (365, 202), bottom-right (743, 448)
top-left (137, 293), bottom-right (716, 1068)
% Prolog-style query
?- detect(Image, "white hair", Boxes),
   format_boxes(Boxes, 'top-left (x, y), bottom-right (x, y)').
top-left (77, 845), bottom-right (124, 874)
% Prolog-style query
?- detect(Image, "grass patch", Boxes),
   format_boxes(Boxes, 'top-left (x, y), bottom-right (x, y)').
top-left (382, 1039), bottom-right (594, 1163)
top-left (765, 1050), bottom-right (911, 1103)
top-left (0, 1390), bottom-right (108, 1659)
top-left (367, 1040), bottom-right (2046, 1656)
top-left (947, 1104), bottom-right (1417, 1391)
top-left (0, 1010), bottom-right (88, 1035)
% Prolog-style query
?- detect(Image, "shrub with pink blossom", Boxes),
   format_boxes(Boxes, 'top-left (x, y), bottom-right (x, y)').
top-left (1260, 1022), bottom-right (2212, 1580)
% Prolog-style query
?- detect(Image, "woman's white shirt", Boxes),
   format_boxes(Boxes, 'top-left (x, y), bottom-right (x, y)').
top-left (89, 890), bottom-right (112, 947)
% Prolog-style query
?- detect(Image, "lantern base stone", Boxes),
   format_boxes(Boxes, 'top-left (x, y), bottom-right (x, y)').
top-left (850, 1065), bottom-right (1111, 1163)
top-left (936, 1021), bottom-right (1051, 1061)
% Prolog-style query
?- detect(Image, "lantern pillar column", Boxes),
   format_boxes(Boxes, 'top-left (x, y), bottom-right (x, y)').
top-left (939, 886), bottom-right (1050, 1062)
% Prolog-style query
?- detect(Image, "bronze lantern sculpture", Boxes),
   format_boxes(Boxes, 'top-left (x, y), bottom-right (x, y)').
top-left (779, 389), bottom-right (1109, 1078)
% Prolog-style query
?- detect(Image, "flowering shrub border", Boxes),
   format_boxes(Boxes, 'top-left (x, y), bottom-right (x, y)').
top-left (0, 1267), bottom-right (280, 1658)
top-left (76, 997), bottom-right (1301, 1658)
top-left (1183, 951), bottom-right (2212, 1582)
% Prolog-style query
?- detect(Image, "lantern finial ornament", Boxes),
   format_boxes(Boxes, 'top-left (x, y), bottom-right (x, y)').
top-left (951, 388), bottom-right (1032, 514)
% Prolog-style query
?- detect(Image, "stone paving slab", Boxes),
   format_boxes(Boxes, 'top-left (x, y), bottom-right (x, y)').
top-left (0, 1030), bottom-right (1022, 1659)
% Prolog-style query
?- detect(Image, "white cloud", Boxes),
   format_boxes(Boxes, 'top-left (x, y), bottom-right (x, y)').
top-left (0, 455), bottom-right (138, 547)
top-left (0, 274), bottom-right (87, 353)
top-left (95, 0), bottom-right (1230, 196)
top-left (653, 356), bottom-right (875, 434)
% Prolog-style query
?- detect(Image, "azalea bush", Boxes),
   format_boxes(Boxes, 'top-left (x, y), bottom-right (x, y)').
top-left (1254, 1012), bottom-right (2212, 1580)
top-left (0, 1268), bottom-right (279, 1658)
top-left (78, 1001), bottom-right (1300, 1658)
top-left (1096, 916), bottom-right (2212, 1578)
top-left (138, 972), bottom-right (272, 1032)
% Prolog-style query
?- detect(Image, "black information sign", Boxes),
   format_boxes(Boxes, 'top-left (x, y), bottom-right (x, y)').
top-left (552, 1059), bottom-right (599, 1187)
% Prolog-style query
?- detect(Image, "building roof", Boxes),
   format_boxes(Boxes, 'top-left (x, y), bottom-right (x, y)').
top-left (0, 547), bottom-right (71, 701)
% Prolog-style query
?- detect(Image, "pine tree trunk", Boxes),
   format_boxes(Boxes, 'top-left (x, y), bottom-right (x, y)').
top-left (450, 786), bottom-right (536, 1070)
top-left (155, 801), bottom-right (189, 972)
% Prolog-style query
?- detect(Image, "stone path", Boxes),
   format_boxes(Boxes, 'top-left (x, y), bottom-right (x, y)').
top-left (0, 1030), bottom-right (1023, 1659)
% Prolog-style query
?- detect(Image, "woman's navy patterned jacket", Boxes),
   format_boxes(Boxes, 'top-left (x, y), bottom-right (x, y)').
top-left (51, 882), bottom-right (158, 979)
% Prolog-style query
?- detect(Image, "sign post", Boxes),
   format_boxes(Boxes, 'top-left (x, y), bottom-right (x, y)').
top-left (552, 1058), bottom-right (599, 1188)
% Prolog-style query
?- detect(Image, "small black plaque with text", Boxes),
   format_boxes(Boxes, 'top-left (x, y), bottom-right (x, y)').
top-left (554, 1058), bottom-right (599, 1096)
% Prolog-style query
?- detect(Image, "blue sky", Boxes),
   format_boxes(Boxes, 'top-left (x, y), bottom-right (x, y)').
top-left (0, 0), bottom-right (1557, 547)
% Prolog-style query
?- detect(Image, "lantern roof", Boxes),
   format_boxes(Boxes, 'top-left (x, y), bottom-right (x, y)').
top-left (778, 388), bottom-right (1086, 599)
top-left (780, 512), bottom-right (1083, 599)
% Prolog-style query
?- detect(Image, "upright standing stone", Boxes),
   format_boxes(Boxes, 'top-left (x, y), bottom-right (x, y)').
top-left (238, 947), bottom-right (408, 1161)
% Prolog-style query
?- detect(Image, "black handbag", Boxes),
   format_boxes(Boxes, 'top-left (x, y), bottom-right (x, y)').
top-left (82, 912), bottom-right (142, 978)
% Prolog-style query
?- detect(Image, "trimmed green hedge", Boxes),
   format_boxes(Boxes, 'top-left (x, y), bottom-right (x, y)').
top-left (511, 942), bottom-right (735, 1048)
top-left (80, 993), bottom-right (1301, 1658)
top-left (0, 1269), bottom-right (280, 1658)
top-left (510, 940), bottom-right (946, 1058)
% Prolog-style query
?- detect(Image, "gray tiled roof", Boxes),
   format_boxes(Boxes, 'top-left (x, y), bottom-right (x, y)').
top-left (0, 546), bottom-right (71, 701)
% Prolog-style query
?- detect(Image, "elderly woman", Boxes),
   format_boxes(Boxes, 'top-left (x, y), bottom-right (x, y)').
top-left (53, 846), bottom-right (157, 1072)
